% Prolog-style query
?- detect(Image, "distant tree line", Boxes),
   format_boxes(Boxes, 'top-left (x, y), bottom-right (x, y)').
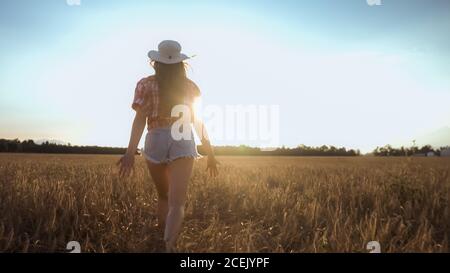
top-left (1, 139), bottom-right (361, 156)
top-left (0, 139), bottom-right (127, 155)
top-left (372, 145), bottom-right (448, 156)
top-left (198, 144), bottom-right (360, 156)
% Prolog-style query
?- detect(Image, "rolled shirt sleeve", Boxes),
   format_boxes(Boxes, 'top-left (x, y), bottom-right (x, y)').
top-left (132, 79), bottom-right (146, 111)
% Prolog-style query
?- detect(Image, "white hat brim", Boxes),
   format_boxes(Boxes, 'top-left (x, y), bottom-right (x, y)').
top-left (148, 50), bottom-right (189, 64)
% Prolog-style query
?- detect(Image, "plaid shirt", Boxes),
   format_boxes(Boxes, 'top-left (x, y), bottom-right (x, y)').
top-left (132, 75), bottom-right (200, 129)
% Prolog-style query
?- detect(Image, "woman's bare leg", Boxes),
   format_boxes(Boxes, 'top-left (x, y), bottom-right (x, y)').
top-left (164, 157), bottom-right (194, 251)
top-left (146, 160), bottom-right (169, 229)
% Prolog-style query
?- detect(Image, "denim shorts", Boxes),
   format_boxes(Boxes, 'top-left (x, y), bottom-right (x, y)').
top-left (143, 127), bottom-right (202, 164)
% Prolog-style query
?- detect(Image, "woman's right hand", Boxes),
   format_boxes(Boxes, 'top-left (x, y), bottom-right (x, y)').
top-left (117, 153), bottom-right (135, 177)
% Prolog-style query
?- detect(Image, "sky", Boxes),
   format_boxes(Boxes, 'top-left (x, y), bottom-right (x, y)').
top-left (0, 0), bottom-right (449, 152)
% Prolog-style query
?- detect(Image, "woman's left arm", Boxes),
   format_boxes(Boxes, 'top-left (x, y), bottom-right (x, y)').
top-left (193, 116), bottom-right (219, 177)
top-left (117, 110), bottom-right (147, 177)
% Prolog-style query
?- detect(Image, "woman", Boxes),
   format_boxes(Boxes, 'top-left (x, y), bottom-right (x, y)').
top-left (117, 40), bottom-right (219, 252)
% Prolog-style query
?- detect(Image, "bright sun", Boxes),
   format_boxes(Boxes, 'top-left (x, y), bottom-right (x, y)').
top-left (192, 96), bottom-right (202, 120)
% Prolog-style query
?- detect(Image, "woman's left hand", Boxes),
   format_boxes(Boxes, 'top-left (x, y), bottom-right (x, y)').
top-left (206, 155), bottom-right (219, 177)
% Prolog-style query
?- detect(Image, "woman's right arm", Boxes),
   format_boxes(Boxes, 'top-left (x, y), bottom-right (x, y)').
top-left (117, 110), bottom-right (146, 177)
top-left (126, 110), bottom-right (147, 156)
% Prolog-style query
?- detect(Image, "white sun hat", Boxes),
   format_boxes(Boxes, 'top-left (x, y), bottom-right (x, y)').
top-left (147, 40), bottom-right (190, 64)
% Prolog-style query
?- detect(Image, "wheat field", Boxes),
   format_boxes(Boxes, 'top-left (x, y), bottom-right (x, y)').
top-left (0, 154), bottom-right (448, 253)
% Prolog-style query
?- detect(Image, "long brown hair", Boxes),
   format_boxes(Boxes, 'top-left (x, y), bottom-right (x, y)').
top-left (152, 61), bottom-right (188, 118)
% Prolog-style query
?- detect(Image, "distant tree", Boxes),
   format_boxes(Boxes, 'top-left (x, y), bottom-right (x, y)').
top-left (372, 144), bottom-right (438, 157)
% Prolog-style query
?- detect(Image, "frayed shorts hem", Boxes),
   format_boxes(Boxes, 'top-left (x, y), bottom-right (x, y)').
top-left (142, 152), bottom-right (203, 164)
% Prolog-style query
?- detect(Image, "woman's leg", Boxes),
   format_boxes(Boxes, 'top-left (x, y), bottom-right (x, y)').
top-left (164, 157), bottom-right (194, 251)
top-left (146, 160), bottom-right (169, 229)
